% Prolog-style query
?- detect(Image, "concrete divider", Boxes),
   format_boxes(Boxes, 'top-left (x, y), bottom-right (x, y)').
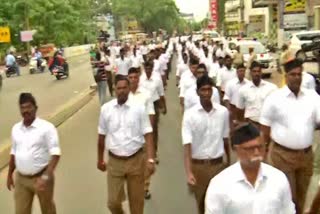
top-left (63, 44), bottom-right (95, 58)
top-left (0, 88), bottom-right (96, 170)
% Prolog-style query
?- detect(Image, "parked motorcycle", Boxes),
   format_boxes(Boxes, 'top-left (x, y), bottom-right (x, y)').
top-left (29, 57), bottom-right (47, 74)
top-left (16, 55), bottom-right (28, 67)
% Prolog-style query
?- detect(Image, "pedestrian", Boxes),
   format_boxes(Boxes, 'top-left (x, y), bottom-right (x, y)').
top-left (247, 47), bottom-right (257, 70)
top-left (176, 53), bottom-right (189, 87)
top-left (93, 52), bottom-right (108, 105)
top-left (97, 75), bottom-right (156, 214)
top-left (184, 64), bottom-right (220, 111)
top-left (223, 63), bottom-right (249, 129)
top-left (140, 61), bottom-right (167, 163)
top-left (182, 74), bottom-right (230, 214)
top-left (104, 48), bottom-right (114, 97)
top-left (179, 57), bottom-right (199, 110)
top-left (260, 58), bottom-right (320, 213)
top-left (7, 93), bottom-right (61, 214)
top-left (232, 46), bottom-right (244, 68)
top-left (216, 55), bottom-right (237, 100)
top-left (114, 48), bottom-right (132, 77)
top-left (127, 67), bottom-right (156, 199)
top-left (205, 123), bottom-right (295, 213)
top-left (236, 61), bottom-right (277, 128)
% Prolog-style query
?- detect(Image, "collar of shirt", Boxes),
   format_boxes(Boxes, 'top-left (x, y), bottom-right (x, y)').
top-left (233, 162), bottom-right (267, 189)
top-left (282, 85), bottom-right (306, 98)
top-left (236, 78), bottom-right (249, 85)
top-left (112, 99), bottom-right (131, 108)
top-left (20, 117), bottom-right (41, 130)
top-left (195, 102), bottom-right (217, 113)
top-left (248, 80), bottom-right (267, 88)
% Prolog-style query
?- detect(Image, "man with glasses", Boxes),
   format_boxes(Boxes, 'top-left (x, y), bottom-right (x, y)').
top-left (205, 123), bottom-right (295, 214)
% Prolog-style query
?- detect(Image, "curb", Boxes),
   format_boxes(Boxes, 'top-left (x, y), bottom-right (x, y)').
top-left (0, 87), bottom-right (96, 170)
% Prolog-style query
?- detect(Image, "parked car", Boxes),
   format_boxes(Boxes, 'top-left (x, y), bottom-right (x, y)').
top-left (226, 39), bottom-right (276, 78)
top-left (288, 30), bottom-right (320, 61)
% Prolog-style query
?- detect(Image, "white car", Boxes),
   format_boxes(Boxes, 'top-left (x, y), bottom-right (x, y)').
top-left (203, 30), bottom-right (222, 42)
top-left (225, 40), bottom-right (276, 77)
top-left (288, 30), bottom-right (320, 61)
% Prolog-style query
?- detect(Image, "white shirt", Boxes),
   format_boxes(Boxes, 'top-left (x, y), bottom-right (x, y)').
top-left (140, 73), bottom-right (165, 102)
top-left (11, 118), bottom-right (61, 175)
top-left (184, 85), bottom-right (220, 111)
top-left (182, 103), bottom-right (229, 159)
top-left (302, 71), bottom-right (316, 90)
top-left (224, 78), bottom-right (250, 106)
top-left (209, 63), bottom-right (223, 79)
top-left (140, 45), bottom-right (149, 55)
top-left (129, 87), bottom-right (155, 115)
top-left (260, 86), bottom-right (320, 149)
top-left (98, 99), bottom-right (152, 156)
top-left (237, 80), bottom-right (277, 122)
top-left (216, 67), bottom-right (237, 92)
top-left (205, 162), bottom-right (295, 214)
top-left (115, 57), bottom-right (132, 76)
top-left (153, 59), bottom-right (165, 76)
top-left (179, 72), bottom-right (197, 98)
top-left (130, 54), bottom-right (144, 68)
top-left (176, 62), bottom-right (189, 77)
top-left (215, 48), bottom-right (226, 58)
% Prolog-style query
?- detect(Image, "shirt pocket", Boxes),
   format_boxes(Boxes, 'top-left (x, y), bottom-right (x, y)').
top-left (108, 115), bottom-right (120, 132)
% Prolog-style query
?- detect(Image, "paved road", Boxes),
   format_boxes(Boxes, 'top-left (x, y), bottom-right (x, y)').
top-left (0, 54), bottom-right (95, 145)
top-left (0, 56), bottom-right (319, 213)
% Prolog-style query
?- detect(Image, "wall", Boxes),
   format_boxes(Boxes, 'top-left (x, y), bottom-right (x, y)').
top-left (244, 0), bottom-right (270, 36)
top-left (63, 44), bottom-right (95, 58)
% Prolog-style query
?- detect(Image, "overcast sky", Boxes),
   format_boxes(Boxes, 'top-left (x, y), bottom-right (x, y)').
top-left (175, 0), bottom-right (209, 21)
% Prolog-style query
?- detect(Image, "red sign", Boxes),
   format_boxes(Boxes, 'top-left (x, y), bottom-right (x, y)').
top-left (20, 31), bottom-right (33, 42)
top-left (209, 0), bottom-right (218, 29)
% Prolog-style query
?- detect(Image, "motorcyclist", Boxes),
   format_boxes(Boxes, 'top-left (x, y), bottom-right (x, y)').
top-left (5, 51), bottom-right (20, 76)
top-left (34, 49), bottom-right (43, 69)
top-left (48, 51), bottom-right (66, 74)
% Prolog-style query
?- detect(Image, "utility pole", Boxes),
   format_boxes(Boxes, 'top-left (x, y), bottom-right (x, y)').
top-left (24, 0), bottom-right (31, 58)
top-left (278, 0), bottom-right (285, 49)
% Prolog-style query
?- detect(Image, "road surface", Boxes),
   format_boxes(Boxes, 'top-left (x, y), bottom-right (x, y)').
top-left (0, 56), bottom-right (319, 213)
top-left (0, 54), bottom-right (95, 145)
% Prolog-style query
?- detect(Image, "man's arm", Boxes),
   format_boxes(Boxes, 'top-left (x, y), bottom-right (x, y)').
top-left (260, 125), bottom-right (271, 151)
top-left (223, 138), bottom-right (230, 166)
top-left (7, 155), bottom-right (16, 190)
top-left (183, 144), bottom-right (196, 185)
top-left (160, 96), bottom-right (167, 114)
top-left (44, 155), bottom-right (60, 177)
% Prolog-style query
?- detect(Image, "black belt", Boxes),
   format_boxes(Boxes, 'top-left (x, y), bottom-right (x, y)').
top-left (109, 148), bottom-right (143, 160)
top-left (274, 142), bottom-right (312, 153)
top-left (192, 157), bottom-right (223, 165)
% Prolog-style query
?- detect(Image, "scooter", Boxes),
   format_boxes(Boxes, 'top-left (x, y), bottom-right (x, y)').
top-left (52, 65), bottom-right (69, 80)
top-left (5, 65), bottom-right (18, 77)
top-left (16, 55), bottom-right (28, 67)
top-left (29, 57), bottom-right (47, 74)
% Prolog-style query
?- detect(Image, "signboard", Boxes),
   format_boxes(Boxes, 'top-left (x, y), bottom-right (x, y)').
top-left (247, 15), bottom-right (266, 35)
top-left (283, 13), bottom-right (308, 30)
top-left (252, 0), bottom-right (277, 8)
top-left (284, 0), bottom-right (306, 14)
top-left (0, 27), bottom-right (11, 43)
top-left (209, 0), bottom-right (218, 29)
top-left (20, 31), bottom-right (33, 42)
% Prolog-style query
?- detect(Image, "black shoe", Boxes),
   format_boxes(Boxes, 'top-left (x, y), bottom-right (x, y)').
top-left (144, 191), bottom-right (151, 200)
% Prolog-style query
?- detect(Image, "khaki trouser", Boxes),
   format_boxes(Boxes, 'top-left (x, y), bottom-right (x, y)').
top-left (14, 172), bottom-right (56, 214)
top-left (269, 143), bottom-right (313, 214)
top-left (107, 151), bottom-right (145, 214)
top-left (189, 161), bottom-right (225, 214)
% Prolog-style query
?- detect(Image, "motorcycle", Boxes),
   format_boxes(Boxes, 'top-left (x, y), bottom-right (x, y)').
top-left (29, 57), bottom-right (47, 74)
top-left (5, 65), bottom-right (18, 77)
top-left (52, 64), bottom-right (69, 80)
top-left (16, 55), bottom-right (28, 67)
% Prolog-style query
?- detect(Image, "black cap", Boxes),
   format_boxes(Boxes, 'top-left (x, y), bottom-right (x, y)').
top-left (284, 58), bottom-right (303, 73)
top-left (232, 123), bottom-right (260, 146)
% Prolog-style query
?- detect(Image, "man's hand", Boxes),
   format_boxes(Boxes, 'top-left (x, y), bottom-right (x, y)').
top-left (6, 174), bottom-right (14, 191)
top-left (226, 155), bottom-right (231, 167)
top-left (187, 172), bottom-right (197, 186)
top-left (34, 177), bottom-right (48, 192)
top-left (97, 161), bottom-right (107, 172)
top-left (146, 162), bottom-right (156, 175)
top-left (161, 107), bottom-right (167, 115)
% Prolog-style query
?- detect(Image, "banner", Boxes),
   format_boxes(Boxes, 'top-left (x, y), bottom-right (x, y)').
top-left (209, 0), bottom-right (218, 29)
top-left (283, 13), bottom-right (308, 30)
top-left (20, 31), bottom-right (33, 42)
top-left (0, 27), bottom-right (11, 43)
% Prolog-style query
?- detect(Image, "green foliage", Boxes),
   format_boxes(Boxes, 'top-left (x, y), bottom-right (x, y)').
top-left (0, 0), bottom-right (100, 50)
top-left (111, 0), bottom-right (183, 34)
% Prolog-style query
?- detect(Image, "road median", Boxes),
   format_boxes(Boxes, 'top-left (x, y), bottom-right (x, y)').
top-left (0, 87), bottom-right (96, 170)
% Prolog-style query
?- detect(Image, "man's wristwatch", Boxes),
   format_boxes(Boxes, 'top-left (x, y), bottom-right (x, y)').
top-left (148, 159), bottom-right (155, 164)
top-left (41, 174), bottom-right (50, 181)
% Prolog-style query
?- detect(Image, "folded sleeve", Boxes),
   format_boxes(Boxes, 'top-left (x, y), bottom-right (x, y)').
top-left (46, 125), bottom-right (61, 156)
